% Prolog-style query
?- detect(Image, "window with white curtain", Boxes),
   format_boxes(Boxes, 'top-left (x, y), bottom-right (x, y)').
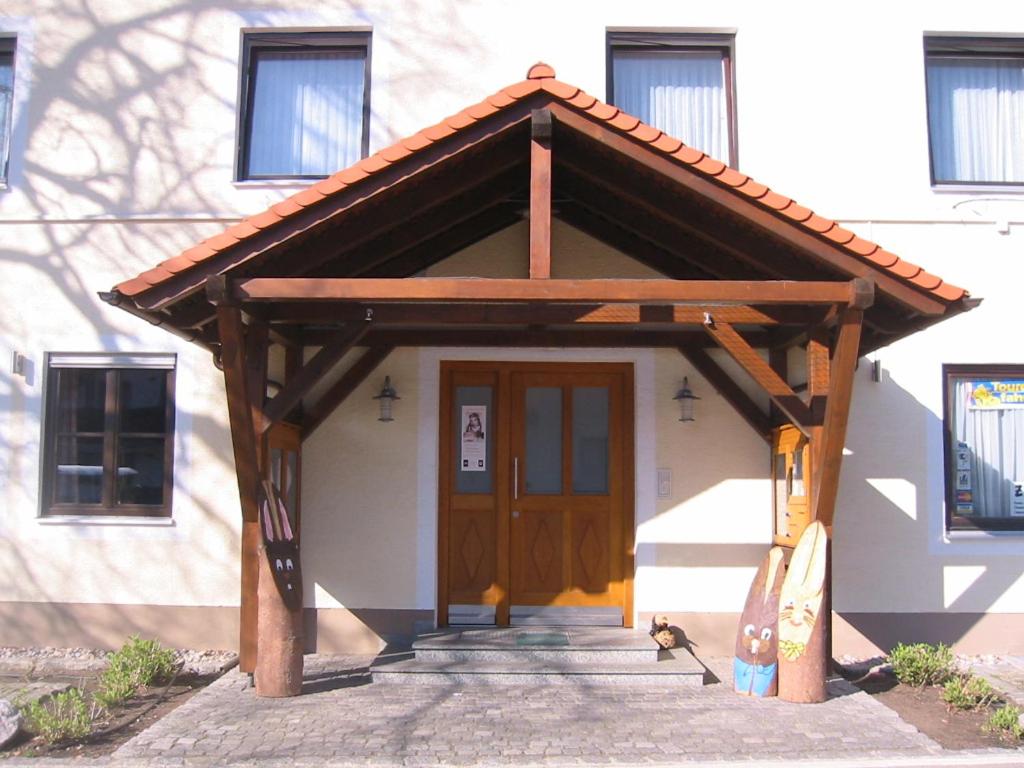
top-left (239, 32), bottom-right (370, 180)
top-left (0, 37), bottom-right (15, 184)
top-left (925, 38), bottom-right (1024, 185)
top-left (944, 365), bottom-right (1024, 531)
top-left (608, 32), bottom-right (735, 166)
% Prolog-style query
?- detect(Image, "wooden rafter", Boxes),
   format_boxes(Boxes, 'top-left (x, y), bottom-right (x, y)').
top-left (679, 346), bottom-right (771, 440)
top-left (530, 109), bottom-right (552, 279)
top-left (302, 346), bottom-right (394, 440)
top-left (261, 321), bottom-right (370, 433)
top-left (701, 314), bottom-right (816, 431)
top-left (233, 277), bottom-right (869, 305)
top-left (547, 103), bottom-right (947, 317)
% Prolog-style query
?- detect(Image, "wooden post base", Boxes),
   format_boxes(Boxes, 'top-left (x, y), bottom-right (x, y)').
top-left (253, 545), bottom-right (303, 697)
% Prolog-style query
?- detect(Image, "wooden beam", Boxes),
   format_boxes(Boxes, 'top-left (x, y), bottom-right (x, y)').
top-left (303, 327), bottom-right (774, 348)
top-left (547, 103), bottom-right (948, 317)
top-left (530, 109), bottom-right (552, 279)
top-left (302, 346), bottom-right (394, 440)
top-left (701, 315), bottom-right (816, 430)
top-left (812, 308), bottom-right (864, 528)
top-left (261, 321), bottom-right (370, 433)
top-left (679, 346), bottom-right (771, 440)
top-left (768, 347), bottom-right (789, 427)
top-left (265, 302), bottom-right (827, 326)
top-left (234, 277), bottom-right (865, 306)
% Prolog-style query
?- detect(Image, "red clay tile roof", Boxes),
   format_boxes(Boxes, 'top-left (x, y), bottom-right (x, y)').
top-left (114, 63), bottom-right (967, 305)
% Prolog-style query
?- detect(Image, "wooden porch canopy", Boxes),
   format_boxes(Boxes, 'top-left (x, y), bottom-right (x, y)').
top-left (102, 63), bottom-right (974, 695)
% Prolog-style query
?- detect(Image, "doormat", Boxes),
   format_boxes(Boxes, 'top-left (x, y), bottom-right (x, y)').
top-left (515, 631), bottom-right (571, 646)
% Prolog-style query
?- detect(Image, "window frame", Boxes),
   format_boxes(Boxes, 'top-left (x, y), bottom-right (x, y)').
top-left (942, 363), bottom-right (1024, 533)
top-left (606, 30), bottom-right (738, 168)
top-left (923, 36), bottom-right (1024, 188)
top-left (0, 36), bottom-right (16, 185)
top-left (40, 353), bottom-right (176, 519)
top-left (236, 30), bottom-right (372, 182)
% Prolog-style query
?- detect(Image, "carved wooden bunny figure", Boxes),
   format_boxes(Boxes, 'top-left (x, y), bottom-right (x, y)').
top-left (734, 547), bottom-right (784, 696)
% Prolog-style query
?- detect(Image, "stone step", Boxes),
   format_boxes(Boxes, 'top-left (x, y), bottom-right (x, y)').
top-left (371, 654), bottom-right (705, 686)
top-left (413, 628), bottom-right (660, 665)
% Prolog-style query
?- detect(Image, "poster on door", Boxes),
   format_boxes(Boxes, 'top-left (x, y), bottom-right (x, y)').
top-left (461, 406), bottom-right (487, 472)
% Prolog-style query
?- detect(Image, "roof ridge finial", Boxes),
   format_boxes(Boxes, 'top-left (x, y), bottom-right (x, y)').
top-left (527, 62), bottom-right (556, 80)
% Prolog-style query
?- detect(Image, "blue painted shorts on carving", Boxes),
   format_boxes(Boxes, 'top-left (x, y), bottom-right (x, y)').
top-left (733, 657), bottom-right (778, 697)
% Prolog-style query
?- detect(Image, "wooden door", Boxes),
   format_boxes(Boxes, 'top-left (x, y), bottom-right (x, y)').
top-left (438, 362), bottom-right (633, 627)
top-left (509, 369), bottom-right (626, 622)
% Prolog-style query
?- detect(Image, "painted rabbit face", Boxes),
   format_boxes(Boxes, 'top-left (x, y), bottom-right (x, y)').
top-left (778, 521), bottom-right (827, 662)
top-left (741, 623), bottom-right (777, 663)
top-left (260, 481), bottom-right (302, 612)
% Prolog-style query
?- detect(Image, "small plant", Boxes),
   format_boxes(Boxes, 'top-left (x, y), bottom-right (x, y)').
top-left (887, 642), bottom-right (956, 687)
top-left (984, 704), bottom-right (1024, 742)
top-left (942, 673), bottom-right (998, 711)
top-left (21, 687), bottom-right (97, 744)
top-left (95, 635), bottom-right (177, 707)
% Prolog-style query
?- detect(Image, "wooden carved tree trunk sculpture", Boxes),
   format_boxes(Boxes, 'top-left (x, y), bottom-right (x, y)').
top-left (734, 547), bottom-right (785, 697)
top-left (254, 481), bottom-right (304, 697)
top-left (778, 521), bottom-right (829, 703)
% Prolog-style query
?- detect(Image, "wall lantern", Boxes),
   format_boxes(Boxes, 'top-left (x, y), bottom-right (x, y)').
top-left (673, 376), bottom-right (700, 422)
top-left (373, 376), bottom-right (400, 422)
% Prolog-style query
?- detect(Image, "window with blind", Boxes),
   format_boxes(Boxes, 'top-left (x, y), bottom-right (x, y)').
top-left (607, 32), bottom-right (736, 167)
top-left (944, 365), bottom-right (1024, 532)
top-left (238, 31), bottom-right (370, 180)
top-left (41, 353), bottom-right (176, 517)
top-left (0, 37), bottom-right (15, 184)
top-left (925, 38), bottom-right (1024, 185)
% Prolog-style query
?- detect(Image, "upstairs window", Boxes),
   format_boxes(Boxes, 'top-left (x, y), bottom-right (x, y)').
top-left (0, 37), bottom-right (15, 184)
top-left (944, 364), bottom-right (1024, 532)
top-left (925, 37), bottom-right (1024, 185)
top-left (608, 32), bottom-right (736, 166)
top-left (42, 354), bottom-right (176, 518)
top-left (239, 31), bottom-right (370, 180)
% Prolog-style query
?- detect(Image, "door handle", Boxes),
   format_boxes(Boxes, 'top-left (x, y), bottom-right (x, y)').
top-left (513, 457), bottom-right (519, 500)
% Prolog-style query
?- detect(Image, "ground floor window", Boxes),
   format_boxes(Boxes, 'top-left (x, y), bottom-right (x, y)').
top-left (41, 353), bottom-right (176, 517)
top-left (944, 364), bottom-right (1024, 531)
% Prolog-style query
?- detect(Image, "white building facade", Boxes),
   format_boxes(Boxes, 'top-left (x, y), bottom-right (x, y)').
top-left (1, 1), bottom-right (1023, 657)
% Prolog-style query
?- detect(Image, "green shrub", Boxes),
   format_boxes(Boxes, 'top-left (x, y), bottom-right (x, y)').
top-left (95, 635), bottom-right (176, 707)
top-left (984, 704), bottom-right (1023, 741)
top-left (21, 687), bottom-right (96, 744)
top-left (887, 642), bottom-right (956, 687)
top-left (942, 673), bottom-right (998, 711)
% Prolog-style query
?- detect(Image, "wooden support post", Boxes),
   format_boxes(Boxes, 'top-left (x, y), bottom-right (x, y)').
top-left (812, 309), bottom-right (864, 528)
top-left (701, 315), bottom-right (816, 431)
top-left (530, 109), bottom-right (552, 279)
top-left (215, 306), bottom-right (262, 674)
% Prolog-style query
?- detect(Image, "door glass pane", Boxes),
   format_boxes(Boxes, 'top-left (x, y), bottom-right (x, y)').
top-left (117, 437), bottom-right (166, 505)
top-left (525, 387), bottom-right (562, 494)
top-left (572, 386), bottom-right (609, 494)
top-left (455, 385), bottom-right (494, 494)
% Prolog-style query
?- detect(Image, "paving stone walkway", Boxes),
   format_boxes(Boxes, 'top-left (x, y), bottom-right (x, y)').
top-left (108, 654), bottom-right (946, 765)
